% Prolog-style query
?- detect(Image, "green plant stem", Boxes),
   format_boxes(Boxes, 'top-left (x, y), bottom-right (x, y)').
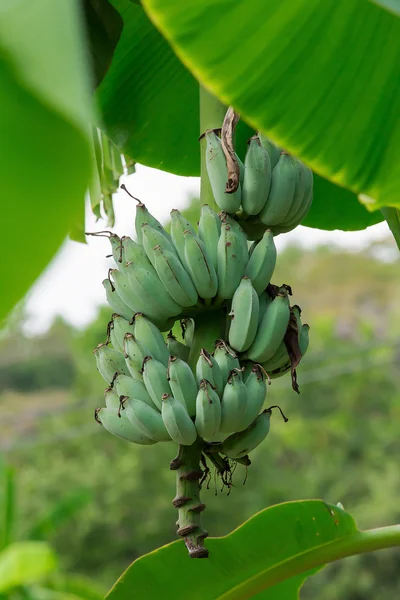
top-left (187, 309), bottom-right (227, 371)
top-left (199, 85), bottom-right (226, 214)
top-left (220, 525), bottom-right (400, 600)
top-left (380, 206), bottom-right (400, 251)
top-left (170, 439), bottom-right (208, 558)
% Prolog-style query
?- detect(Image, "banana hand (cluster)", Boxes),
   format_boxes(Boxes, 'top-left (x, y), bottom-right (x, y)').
top-left (195, 379), bottom-right (221, 440)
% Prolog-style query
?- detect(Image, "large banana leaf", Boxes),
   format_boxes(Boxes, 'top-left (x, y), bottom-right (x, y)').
top-left (0, 0), bottom-right (92, 323)
top-left (141, 0), bottom-right (400, 213)
top-left (105, 500), bottom-right (400, 600)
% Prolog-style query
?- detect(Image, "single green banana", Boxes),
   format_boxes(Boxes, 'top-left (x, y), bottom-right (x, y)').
top-left (161, 393), bottom-right (198, 445)
top-left (183, 230), bottom-right (218, 299)
top-left (205, 130), bottom-right (241, 213)
top-left (95, 407), bottom-right (156, 445)
top-left (198, 204), bottom-right (221, 271)
top-left (109, 314), bottom-right (135, 352)
top-left (242, 135), bottom-right (271, 215)
top-left (167, 355), bottom-right (198, 417)
top-left (104, 386), bottom-right (120, 409)
top-left (242, 364), bottom-right (267, 428)
top-left (125, 263), bottom-right (182, 319)
top-left (123, 333), bottom-right (149, 381)
top-left (195, 349), bottom-right (223, 396)
top-left (220, 213), bottom-right (249, 268)
top-left (142, 356), bottom-right (172, 410)
top-left (247, 287), bottom-right (291, 363)
top-left (119, 236), bottom-right (152, 271)
top-left (213, 340), bottom-right (240, 386)
top-left (166, 332), bottom-right (190, 362)
top-left (261, 305), bottom-right (302, 372)
top-left (195, 379), bottom-right (222, 440)
top-left (228, 276), bottom-right (259, 352)
top-left (135, 201), bottom-right (170, 245)
top-left (273, 166), bottom-right (313, 234)
top-left (181, 318), bottom-right (195, 347)
top-left (278, 160), bottom-right (307, 226)
top-left (170, 209), bottom-right (196, 268)
top-left (141, 222), bottom-right (179, 267)
top-left (114, 373), bottom-right (158, 410)
top-left (216, 222), bottom-right (247, 300)
top-left (153, 245), bottom-right (198, 308)
top-left (259, 153), bottom-right (298, 226)
top-left (123, 397), bottom-right (171, 441)
top-left (220, 408), bottom-right (272, 458)
top-left (93, 343), bottom-right (130, 384)
top-left (102, 279), bottom-right (132, 321)
top-left (257, 289), bottom-right (273, 326)
top-left (258, 134), bottom-right (281, 169)
top-left (244, 230), bottom-right (277, 295)
top-left (219, 369), bottom-right (248, 433)
top-left (133, 313), bottom-right (170, 367)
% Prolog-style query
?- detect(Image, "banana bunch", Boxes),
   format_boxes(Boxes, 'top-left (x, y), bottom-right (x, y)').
top-left (205, 131), bottom-right (313, 237)
top-left (89, 200), bottom-right (277, 327)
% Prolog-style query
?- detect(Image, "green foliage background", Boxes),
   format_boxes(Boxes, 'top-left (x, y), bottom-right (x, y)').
top-left (1, 235), bottom-right (399, 598)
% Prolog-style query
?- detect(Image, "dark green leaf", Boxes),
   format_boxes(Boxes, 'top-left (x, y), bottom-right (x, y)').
top-left (141, 0), bottom-right (400, 210)
top-left (0, 1), bottom-right (92, 323)
top-left (106, 500), bottom-right (400, 600)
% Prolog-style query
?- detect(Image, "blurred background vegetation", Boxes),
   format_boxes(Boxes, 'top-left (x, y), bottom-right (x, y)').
top-left (1, 228), bottom-right (399, 599)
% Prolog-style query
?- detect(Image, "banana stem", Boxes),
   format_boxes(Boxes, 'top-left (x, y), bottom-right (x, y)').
top-left (188, 309), bottom-right (227, 371)
top-left (170, 439), bottom-right (209, 558)
top-left (199, 85), bottom-right (226, 214)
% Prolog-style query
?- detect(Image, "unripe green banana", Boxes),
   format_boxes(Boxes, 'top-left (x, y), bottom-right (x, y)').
top-left (183, 230), bottom-right (218, 299)
top-left (133, 313), bottom-right (170, 367)
top-left (242, 364), bottom-right (267, 428)
top-left (278, 161), bottom-right (307, 226)
top-left (216, 223), bottom-right (247, 300)
top-left (228, 277), bottom-right (259, 352)
top-left (166, 332), bottom-right (190, 362)
top-left (95, 407), bottom-right (157, 445)
top-left (247, 287), bottom-right (291, 363)
top-left (153, 245), bottom-right (198, 308)
top-left (257, 289), bottom-right (273, 326)
top-left (241, 361), bottom-right (254, 383)
top-left (220, 408), bottom-right (271, 458)
top-left (142, 356), bottom-right (172, 410)
top-left (219, 369), bottom-right (248, 433)
top-left (242, 135), bottom-right (271, 215)
top-left (169, 209), bottom-right (196, 267)
top-left (181, 318), bottom-right (195, 347)
top-left (123, 397), bottom-right (171, 441)
top-left (123, 333), bottom-right (149, 381)
top-left (195, 349), bottom-right (223, 396)
top-left (114, 373), bottom-right (158, 410)
top-left (198, 204), bottom-right (221, 271)
top-left (93, 343), bottom-right (130, 384)
top-left (141, 223), bottom-right (179, 267)
top-left (273, 166), bottom-right (313, 233)
top-left (102, 279), bottom-right (132, 321)
top-left (135, 201), bottom-right (170, 245)
top-left (259, 153), bottom-right (298, 226)
top-left (258, 134), bottom-right (281, 169)
top-left (120, 236), bottom-right (152, 271)
top-left (109, 314), bottom-right (135, 352)
top-left (205, 130), bottom-right (241, 213)
top-left (195, 379), bottom-right (222, 440)
top-left (167, 356), bottom-right (198, 417)
top-left (104, 386), bottom-right (120, 409)
top-left (243, 230), bottom-right (277, 295)
top-left (125, 263), bottom-right (182, 320)
top-left (261, 305), bottom-right (302, 372)
top-left (161, 393), bottom-right (198, 445)
top-left (107, 233), bottom-right (123, 265)
top-left (220, 213), bottom-right (249, 268)
top-left (213, 340), bottom-right (240, 386)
